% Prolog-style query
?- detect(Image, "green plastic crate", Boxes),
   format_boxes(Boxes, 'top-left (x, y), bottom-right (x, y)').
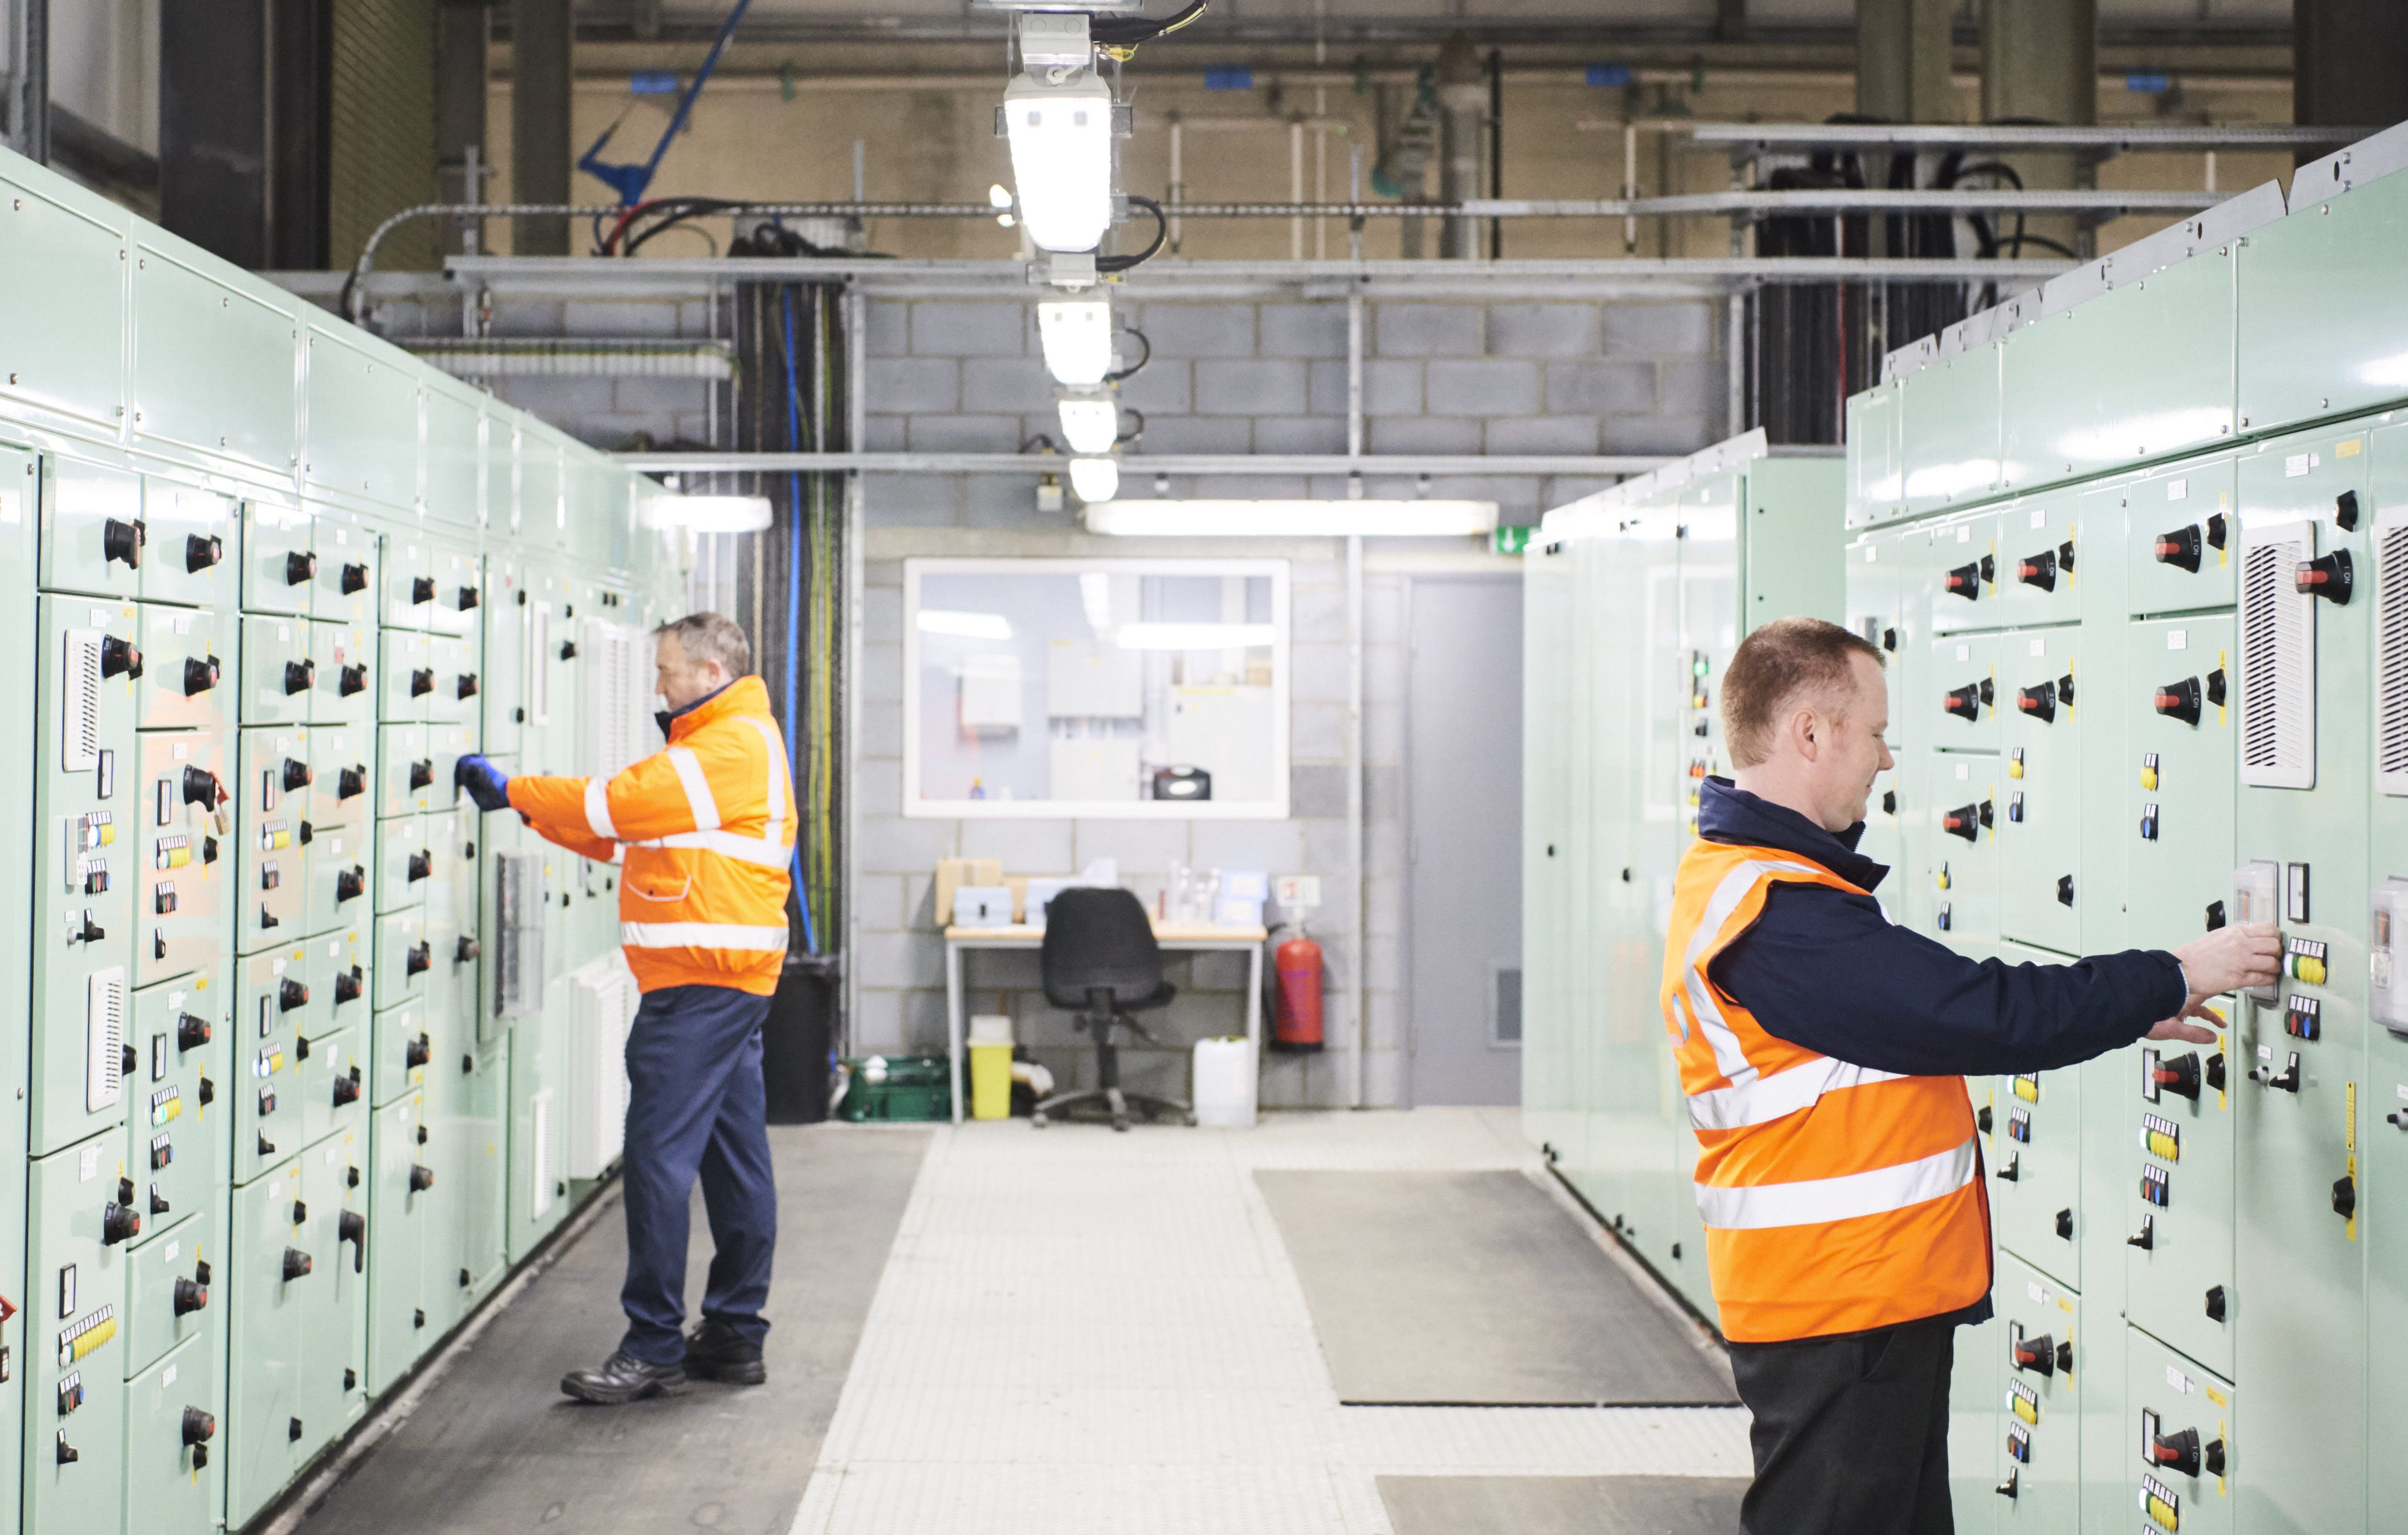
top-left (835, 1055), bottom-right (953, 1122)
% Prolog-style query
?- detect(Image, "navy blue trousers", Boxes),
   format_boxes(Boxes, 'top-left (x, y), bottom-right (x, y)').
top-left (618, 983), bottom-right (777, 1365)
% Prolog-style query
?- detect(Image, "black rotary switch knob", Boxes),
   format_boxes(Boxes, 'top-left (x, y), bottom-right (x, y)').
top-left (2154, 525), bottom-right (2202, 572)
top-left (559, 639), bottom-right (578, 661)
top-left (410, 667), bottom-right (434, 697)
top-left (2152, 1052), bottom-right (2202, 1100)
top-left (103, 1199), bottom-right (140, 1245)
top-left (405, 1033), bottom-right (432, 1069)
top-left (406, 941), bottom-right (432, 976)
top-left (177, 1011), bottom-right (211, 1050)
top-left (2205, 1051), bottom-right (2228, 1092)
top-left (408, 758), bottom-right (434, 790)
top-left (458, 584), bottom-right (480, 610)
top-left (2150, 1428), bottom-right (2202, 1479)
top-left (282, 1247), bottom-right (313, 1282)
top-left (335, 866), bottom-right (364, 905)
top-left (332, 1067), bottom-right (360, 1107)
top-left (103, 516), bottom-right (146, 568)
top-left (341, 561), bottom-right (369, 594)
top-left (1943, 683), bottom-right (1982, 720)
top-left (2154, 677), bottom-right (2203, 726)
top-left (457, 672), bottom-right (479, 699)
top-left (407, 850), bottom-right (432, 883)
top-left (182, 655), bottom-right (219, 695)
top-left (173, 1275), bottom-right (208, 1315)
top-left (101, 634), bottom-right (139, 679)
top-left (339, 663), bottom-right (366, 696)
top-left (278, 977), bottom-right (308, 1011)
top-left (409, 1164), bottom-right (435, 1192)
top-left (334, 964), bottom-right (363, 1004)
top-left (339, 1209), bottom-right (365, 1270)
top-left (1943, 561), bottom-right (1983, 600)
top-left (182, 1407), bottom-right (216, 1454)
top-left (282, 658), bottom-right (314, 695)
top-left (2010, 1333), bottom-right (2060, 1376)
top-left (2334, 1174), bottom-right (2358, 1220)
top-left (2205, 1285), bottom-right (2227, 1322)
top-left (456, 934), bottom-right (482, 963)
top-left (284, 550), bottom-right (318, 586)
top-left (280, 756), bottom-right (312, 791)
top-left (2016, 681), bottom-right (2057, 723)
top-left (338, 765), bottom-right (366, 800)
top-left (181, 765), bottom-right (220, 808)
top-left (1942, 804), bottom-right (1981, 842)
top-left (2296, 550), bottom-right (2354, 603)
top-left (185, 533), bottom-right (223, 572)
top-left (2016, 549), bottom-right (2057, 590)
top-left (411, 575), bottom-right (435, 605)
top-left (2054, 1208), bottom-right (2075, 1239)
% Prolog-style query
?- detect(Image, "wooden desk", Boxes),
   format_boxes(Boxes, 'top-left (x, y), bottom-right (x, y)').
top-left (940, 922), bottom-right (1270, 1125)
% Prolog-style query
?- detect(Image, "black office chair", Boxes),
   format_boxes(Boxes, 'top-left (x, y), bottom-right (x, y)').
top-left (1033, 887), bottom-right (1194, 1131)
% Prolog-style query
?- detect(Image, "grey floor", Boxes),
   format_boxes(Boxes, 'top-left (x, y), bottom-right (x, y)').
top-left (1379, 1474), bottom-right (1749, 1535)
top-left (1256, 1169), bottom-right (1737, 1407)
top-left (289, 1124), bottom-right (930, 1535)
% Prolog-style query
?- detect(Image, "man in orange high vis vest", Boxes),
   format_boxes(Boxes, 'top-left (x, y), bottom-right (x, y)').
top-left (1664, 617), bottom-right (2276, 1535)
top-left (454, 612), bottom-right (798, 1405)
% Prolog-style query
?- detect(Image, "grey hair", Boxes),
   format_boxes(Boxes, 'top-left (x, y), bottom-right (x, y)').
top-left (654, 612), bottom-right (752, 677)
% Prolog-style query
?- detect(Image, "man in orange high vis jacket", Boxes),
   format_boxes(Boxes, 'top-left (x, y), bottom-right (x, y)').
top-left (455, 611), bottom-right (798, 1405)
top-left (1664, 616), bottom-right (2277, 1535)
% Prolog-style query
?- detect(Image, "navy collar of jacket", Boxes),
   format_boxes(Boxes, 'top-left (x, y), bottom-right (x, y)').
top-left (1695, 777), bottom-right (1890, 894)
top-left (654, 678), bottom-right (735, 741)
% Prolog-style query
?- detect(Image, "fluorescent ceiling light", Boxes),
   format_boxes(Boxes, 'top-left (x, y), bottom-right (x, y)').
top-left (1038, 300), bottom-right (1113, 385)
top-left (1004, 72), bottom-right (1114, 253)
top-left (1116, 622), bottom-right (1276, 651)
top-left (1058, 397), bottom-right (1118, 454)
top-left (916, 609), bottom-right (1013, 640)
top-left (1082, 500), bottom-right (1498, 537)
top-left (1067, 457), bottom-right (1120, 503)
top-left (641, 493), bottom-right (773, 533)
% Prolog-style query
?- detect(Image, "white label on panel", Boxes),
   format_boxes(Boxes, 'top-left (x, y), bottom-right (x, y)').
top-left (2286, 453), bottom-right (2314, 477)
top-left (173, 741), bottom-right (188, 759)
top-left (2167, 1365), bottom-right (2193, 1394)
top-left (2029, 638), bottom-right (2046, 656)
top-left (2169, 630), bottom-right (2188, 650)
top-left (1956, 643), bottom-right (1970, 661)
top-left (162, 1364), bottom-right (176, 1388)
top-left (2029, 509), bottom-right (2046, 528)
top-left (2027, 1280), bottom-right (2045, 1303)
top-left (1956, 762), bottom-right (1970, 781)
top-left (1865, 546), bottom-right (1877, 562)
top-left (1957, 526), bottom-right (1971, 544)
top-left (79, 1145), bottom-right (98, 1181)
top-left (164, 1240), bottom-right (179, 1263)
top-left (2168, 479), bottom-right (2188, 501)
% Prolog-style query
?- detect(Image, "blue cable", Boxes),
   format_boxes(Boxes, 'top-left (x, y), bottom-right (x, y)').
top-left (578, 0), bottom-right (756, 206)
top-left (779, 286), bottom-right (819, 958)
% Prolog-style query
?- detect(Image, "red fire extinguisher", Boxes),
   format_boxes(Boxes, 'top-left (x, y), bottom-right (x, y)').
top-left (1272, 927), bottom-right (1325, 1052)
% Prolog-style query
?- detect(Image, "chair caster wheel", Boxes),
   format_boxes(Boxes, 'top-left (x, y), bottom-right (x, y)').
top-left (1112, 1116), bottom-right (1130, 1132)
top-left (1031, 1113), bottom-right (1049, 1128)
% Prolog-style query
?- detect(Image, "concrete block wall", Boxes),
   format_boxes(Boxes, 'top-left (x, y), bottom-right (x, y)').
top-left (850, 292), bottom-right (1724, 1108)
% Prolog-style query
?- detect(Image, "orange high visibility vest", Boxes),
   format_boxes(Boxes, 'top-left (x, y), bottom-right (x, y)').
top-left (509, 675), bottom-right (797, 996)
top-left (1660, 838), bottom-right (1991, 1343)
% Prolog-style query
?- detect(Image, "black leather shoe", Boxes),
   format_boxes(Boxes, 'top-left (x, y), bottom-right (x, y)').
top-left (560, 1350), bottom-right (688, 1404)
top-left (683, 1319), bottom-right (767, 1386)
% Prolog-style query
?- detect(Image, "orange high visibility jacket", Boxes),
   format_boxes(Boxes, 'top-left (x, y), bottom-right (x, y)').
top-left (508, 675), bottom-right (796, 996)
top-left (1661, 838), bottom-right (1991, 1343)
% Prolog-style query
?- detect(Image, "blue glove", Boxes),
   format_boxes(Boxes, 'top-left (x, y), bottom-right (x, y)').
top-left (455, 753), bottom-right (511, 814)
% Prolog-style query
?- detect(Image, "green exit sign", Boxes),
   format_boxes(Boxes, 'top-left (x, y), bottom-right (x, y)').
top-left (1493, 525), bottom-right (1534, 555)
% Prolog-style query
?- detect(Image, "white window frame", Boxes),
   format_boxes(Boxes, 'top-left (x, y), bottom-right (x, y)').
top-left (902, 556), bottom-right (1291, 820)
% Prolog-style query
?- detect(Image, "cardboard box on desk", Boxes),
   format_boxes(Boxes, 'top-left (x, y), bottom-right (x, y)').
top-left (935, 857), bottom-right (1003, 925)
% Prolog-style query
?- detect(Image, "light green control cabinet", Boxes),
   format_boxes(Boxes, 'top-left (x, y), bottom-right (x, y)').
top-left (0, 130), bottom-right (681, 1534)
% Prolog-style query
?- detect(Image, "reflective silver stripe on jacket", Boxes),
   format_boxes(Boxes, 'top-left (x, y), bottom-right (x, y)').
top-left (1690, 1136), bottom-right (1979, 1231)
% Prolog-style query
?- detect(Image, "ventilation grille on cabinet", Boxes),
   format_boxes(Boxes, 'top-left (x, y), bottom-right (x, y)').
top-left (61, 629), bottom-right (101, 772)
top-left (85, 967), bottom-right (125, 1113)
top-left (2378, 518), bottom-right (2408, 794)
top-left (2239, 524), bottom-right (2316, 790)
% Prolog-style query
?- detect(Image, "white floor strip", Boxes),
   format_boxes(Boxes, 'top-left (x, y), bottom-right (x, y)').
top-left (788, 1108), bottom-right (1752, 1535)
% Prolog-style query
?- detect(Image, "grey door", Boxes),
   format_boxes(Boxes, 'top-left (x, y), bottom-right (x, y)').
top-left (1405, 576), bottom-right (1524, 1106)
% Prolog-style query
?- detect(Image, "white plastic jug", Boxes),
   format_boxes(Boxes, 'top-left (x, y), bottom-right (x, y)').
top-left (1191, 1036), bottom-right (1258, 1129)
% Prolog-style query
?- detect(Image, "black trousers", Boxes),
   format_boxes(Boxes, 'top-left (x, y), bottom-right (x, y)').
top-left (1726, 1314), bottom-right (1958, 1535)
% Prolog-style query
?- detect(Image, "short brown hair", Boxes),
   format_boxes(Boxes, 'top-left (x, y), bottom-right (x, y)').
top-left (654, 611), bottom-right (752, 676)
top-left (1720, 616), bottom-right (1884, 769)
